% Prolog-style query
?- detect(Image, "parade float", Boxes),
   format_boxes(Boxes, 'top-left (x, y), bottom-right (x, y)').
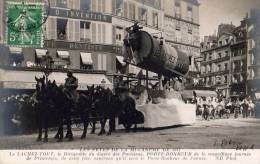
top-left (121, 23), bottom-right (196, 129)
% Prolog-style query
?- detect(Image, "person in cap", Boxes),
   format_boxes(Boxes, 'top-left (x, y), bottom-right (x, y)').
top-left (64, 70), bottom-right (78, 100)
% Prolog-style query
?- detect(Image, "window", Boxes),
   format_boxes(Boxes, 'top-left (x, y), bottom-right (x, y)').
top-left (209, 64), bottom-right (212, 72)
top-left (67, 19), bottom-right (80, 41)
top-left (219, 41), bottom-right (222, 46)
top-left (176, 21), bottom-right (181, 31)
top-left (218, 53), bottom-right (222, 58)
top-left (115, 0), bottom-right (123, 16)
top-left (9, 47), bottom-right (24, 67)
top-left (129, 3), bottom-right (136, 20)
top-left (80, 0), bottom-right (91, 11)
top-left (203, 54), bottom-right (207, 61)
top-left (80, 21), bottom-right (91, 42)
top-left (97, 54), bottom-right (107, 70)
top-left (224, 76), bottom-right (228, 83)
top-left (175, 1), bottom-right (181, 18)
top-left (56, 0), bottom-right (67, 8)
top-left (218, 64), bottom-right (221, 72)
top-left (208, 53), bottom-right (212, 60)
top-left (187, 6), bottom-right (193, 22)
top-left (224, 63), bottom-right (228, 70)
top-left (225, 51), bottom-right (229, 57)
top-left (138, 8), bottom-right (148, 24)
top-left (45, 17), bottom-right (57, 40)
top-left (225, 39), bottom-right (229, 45)
top-left (152, 12), bottom-right (159, 28)
top-left (188, 26), bottom-right (192, 34)
top-left (57, 19), bottom-right (68, 40)
top-left (115, 26), bottom-right (124, 44)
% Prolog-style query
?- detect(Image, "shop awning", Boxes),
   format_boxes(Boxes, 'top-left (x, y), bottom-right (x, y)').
top-left (194, 90), bottom-right (217, 97)
top-left (116, 56), bottom-right (126, 66)
top-left (80, 52), bottom-right (93, 65)
top-left (35, 49), bottom-right (47, 58)
top-left (0, 69), bottom-right (112, 90)
top-left (9, 47), bottom-right (22, 54)
top-left (57, 51), bottom-right (69, 59)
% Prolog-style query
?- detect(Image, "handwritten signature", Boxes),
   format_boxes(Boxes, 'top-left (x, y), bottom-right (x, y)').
top-left (213, 138), bottom-right (254, 150)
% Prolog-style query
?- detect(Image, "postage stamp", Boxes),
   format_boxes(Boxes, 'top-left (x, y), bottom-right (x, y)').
top-left (5, 1), bottom-right (49, 48)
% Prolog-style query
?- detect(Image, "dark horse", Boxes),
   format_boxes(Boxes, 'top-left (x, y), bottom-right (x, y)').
top-left (34, 76), bottom-right (49, 142)
top-left (53, 83), bottom-right (76, 142)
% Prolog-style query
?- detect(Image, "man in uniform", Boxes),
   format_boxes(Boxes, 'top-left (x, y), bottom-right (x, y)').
top-left (63, 70), bottom-right (78, 141)
top-left (64, 70), bottom-right (78, 101)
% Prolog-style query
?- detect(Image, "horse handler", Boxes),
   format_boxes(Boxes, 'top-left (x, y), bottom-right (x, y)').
top-left (64, 70), bottom-right (79, 141)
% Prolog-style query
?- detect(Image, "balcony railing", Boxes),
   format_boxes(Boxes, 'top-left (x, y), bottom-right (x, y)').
top-left (200, 70), bottom-right (229, 77)
top-left (201, 55), bottom-right (230, 65)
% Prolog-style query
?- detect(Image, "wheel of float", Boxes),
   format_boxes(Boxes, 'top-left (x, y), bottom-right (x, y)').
top-left (123, 123), bottom-right (132, 130)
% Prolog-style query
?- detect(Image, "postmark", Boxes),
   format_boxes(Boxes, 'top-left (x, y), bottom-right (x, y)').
top-left (5, 0), bottom-right (50, 48)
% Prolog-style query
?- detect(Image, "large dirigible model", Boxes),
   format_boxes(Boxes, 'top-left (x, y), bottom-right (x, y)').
top-left (123, 23), bottom-right (190, 78)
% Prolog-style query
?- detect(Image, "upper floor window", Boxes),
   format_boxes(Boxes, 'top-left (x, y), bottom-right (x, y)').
top-left (225, 39), bottom-right (229, 45)
top-left (219, 41), bottom-right (222, 46)
top-left (208, 53), bottom-right (212, 60)
top-left (188, 26), bottom-right (192, 34)
top-left (80, 21), bottom-right (91, 42)
top-left (218, 64), bottom-right (221, 72)
top-left (224, 76), bottom-right (228, 83)
top-left (57, 19), bottom-right (68, 40)
top-left (129, 3), bottom-right (136, 20)
top-left (225, 51), bottom-right (229, 57)
top-left (56, 0), bottom-right (67, 8)
top-left (187, 6), bottom-right (193, 22)
top-left (152, 12), bottom-right (159, 28)
top-left (115, 0), bottom-right (123, 16)
top-left (224, 63), bottom-right (228, 70)
top-left (174, 1), bottom-right (181, 18)
top-left (80, 0), bottom-right (91, 11)
top-left (218, 53), bottom-right (222, 58)
top-left (138, 8), bottom-right (148, 25)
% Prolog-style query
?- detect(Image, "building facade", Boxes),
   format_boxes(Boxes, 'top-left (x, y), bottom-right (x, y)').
top-left (0, 0), bottom-right (200, 92)
top-left (163, 0), bottom-right (200, 75)
top-left (200, 24), bottom-right (235, 97)
top-left (200, 19), bottom-right (252, 98)
top-left (247, 9), bottom-right (260, 97)
top-left (230, 20), bottom-right (247, 97)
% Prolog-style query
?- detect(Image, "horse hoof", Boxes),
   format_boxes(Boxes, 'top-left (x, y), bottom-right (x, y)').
top-left (98, 132), bottom-right (105, 136)
top-left (57, 138), bottom-right (63, 142)
top-left (90, 131), bottom-right (95, 134)
top-left (54, 134), bottom-right (59, 139)
top-left (36, 138), bottom-right (42, 142)
top-left (68, 137), bottom-right (74, 141)
top-left (106, 132), bottom-right (111, 136)
top-left (80, 135), bottom-right (86, 139)
top-left (43, 138), bottom-right (48, 142)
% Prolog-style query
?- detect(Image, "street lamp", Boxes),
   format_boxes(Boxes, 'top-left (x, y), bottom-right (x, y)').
top-left (42, 51), bottom-right (54, 84)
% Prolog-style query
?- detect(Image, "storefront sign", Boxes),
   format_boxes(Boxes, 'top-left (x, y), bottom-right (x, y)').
top-left (49, 8), bottom-right (112, 23)
top-left (44, 40), bottom-right (122, 54)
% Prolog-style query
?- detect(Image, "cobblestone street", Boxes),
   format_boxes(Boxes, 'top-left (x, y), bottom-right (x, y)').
top-left (0, 117), bottom-right (259, 149)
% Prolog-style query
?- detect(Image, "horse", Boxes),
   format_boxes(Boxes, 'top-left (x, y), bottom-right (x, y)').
top-left (52, 82), bottom-right (76, 142)
top-left (34, 76), bottom-right (49, 142)
top-left (76, 89), bottom-right (93, 139)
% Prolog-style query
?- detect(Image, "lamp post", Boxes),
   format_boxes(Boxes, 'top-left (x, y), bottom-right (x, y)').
top-left (42, 51), bottom-right (54, 85)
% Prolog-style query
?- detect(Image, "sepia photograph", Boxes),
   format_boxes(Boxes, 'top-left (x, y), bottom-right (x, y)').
top-left (0, 0), bottom-right (259, 153)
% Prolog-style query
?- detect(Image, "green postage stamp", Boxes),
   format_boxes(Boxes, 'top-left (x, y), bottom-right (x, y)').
top-left (5, 1), bottom-right (44, 48)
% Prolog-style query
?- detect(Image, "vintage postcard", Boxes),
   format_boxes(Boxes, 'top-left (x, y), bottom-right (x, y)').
top-left (0, 0), bottom-right (259, 163)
